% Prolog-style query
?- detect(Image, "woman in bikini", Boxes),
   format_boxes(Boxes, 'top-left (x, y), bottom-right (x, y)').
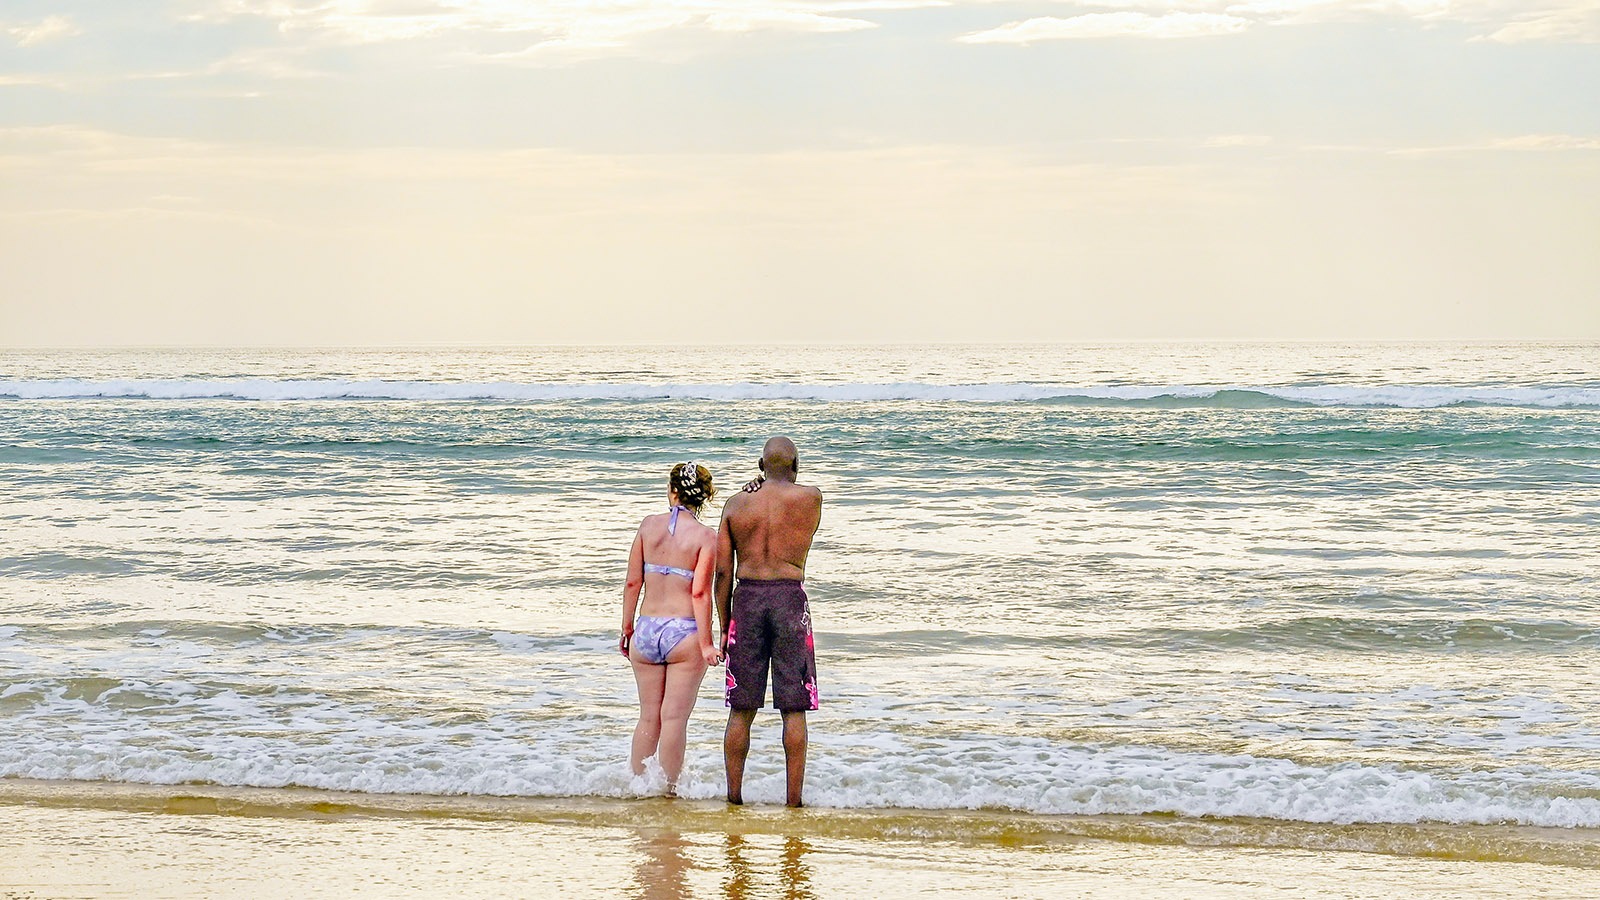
top-left (620, 461), bottom-right (721, 794)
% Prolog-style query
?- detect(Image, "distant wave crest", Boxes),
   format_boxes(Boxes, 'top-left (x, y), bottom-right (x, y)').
top-left (3, 379), bottom-right (1599, 408)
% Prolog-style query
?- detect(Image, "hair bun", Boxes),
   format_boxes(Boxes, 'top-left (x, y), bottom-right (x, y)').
top-left (670, 461), bottom-right (716, 510)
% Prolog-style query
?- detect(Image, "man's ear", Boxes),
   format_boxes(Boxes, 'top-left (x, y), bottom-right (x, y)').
top-left (794, 456), bottom-right (800, 477)
top-left (758, 458), bottom-right (766, 473)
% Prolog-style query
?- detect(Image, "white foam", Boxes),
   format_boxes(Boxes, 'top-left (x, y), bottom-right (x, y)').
top-left (1, 685), bottom-right (1597, 828)
top-left (1, 378), bottom-right (1598, 407)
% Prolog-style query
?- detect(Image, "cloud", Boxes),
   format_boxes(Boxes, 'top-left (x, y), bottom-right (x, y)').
top-left (1371, 133), bottom-right (1600, 155)
top-left (1477, 7), bottom-right (1600, 42)
top-left (1219, 0), bottom-right (1454, 22)
top-left (953, 1), bottom-right (1600, 44)
top-left (5, 15), bottom-right (81, 47)
top-left (705, 10), bottom-right (877, 33)
top-left (0, 74), bottom-right (63, 87)
top-left (958, 12), bottom-right (1252, 43)
top-left (1492, 133), bottom-right (1600, 150)
top-left (1204, 134), bottom-right (1274, 147)
top-left (178, 1), bottom-right (914, 47)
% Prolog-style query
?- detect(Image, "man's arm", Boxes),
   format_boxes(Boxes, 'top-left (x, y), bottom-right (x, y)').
top-left (715, 498), bottom-right (739, 643)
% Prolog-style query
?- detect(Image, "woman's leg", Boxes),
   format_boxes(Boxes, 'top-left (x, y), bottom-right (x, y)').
top-left (657, 640), bottom-right (709, 792)
top-left (630, 652), bottom-right (667, 776)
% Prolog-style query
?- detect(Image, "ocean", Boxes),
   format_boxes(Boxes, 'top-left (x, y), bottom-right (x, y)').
top-left (3, 343), bottom-right (1599, 888)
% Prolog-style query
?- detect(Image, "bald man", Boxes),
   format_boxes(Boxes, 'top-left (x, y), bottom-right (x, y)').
top-left (715, 436), bottom-right (824, 807)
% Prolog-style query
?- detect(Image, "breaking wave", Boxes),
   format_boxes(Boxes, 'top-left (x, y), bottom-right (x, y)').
top-left (3, 379), bottom-right (1599, 408)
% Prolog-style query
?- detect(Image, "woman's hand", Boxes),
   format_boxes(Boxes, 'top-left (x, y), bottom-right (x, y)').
top-left (701, 642), bottom-right (722, 667)
top-left (619, 624), bottom-right (633, 658)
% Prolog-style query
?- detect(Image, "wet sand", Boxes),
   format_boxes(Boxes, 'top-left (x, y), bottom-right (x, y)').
top-left (2, 781), bottom-right (1596, 898)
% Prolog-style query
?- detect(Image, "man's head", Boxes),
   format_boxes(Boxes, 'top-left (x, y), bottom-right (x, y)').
top-left (759, 436), bottom-right (799, 480)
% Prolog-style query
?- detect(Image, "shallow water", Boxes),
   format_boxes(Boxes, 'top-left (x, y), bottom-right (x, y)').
top-left (1, 343), bottom-right (1597, 860)
top-left (4, 783), bottom-right (1599, 898)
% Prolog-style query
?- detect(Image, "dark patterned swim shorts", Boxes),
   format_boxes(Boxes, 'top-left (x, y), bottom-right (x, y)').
top-left (724, 578), bottom-right (818, 712)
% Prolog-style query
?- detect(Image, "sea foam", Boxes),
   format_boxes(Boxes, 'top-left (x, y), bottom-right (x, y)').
top-left (1, 681), bottom-right (1596, 829)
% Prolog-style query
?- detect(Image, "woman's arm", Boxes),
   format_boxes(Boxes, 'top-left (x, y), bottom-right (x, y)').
top-left (620, 526), bottom-right (645, 657)
top-left (692, 533), bottom-right (720, 666)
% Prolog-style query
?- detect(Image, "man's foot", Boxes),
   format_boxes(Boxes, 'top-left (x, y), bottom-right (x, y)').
top-left (727, 793), bottom-right (743, 806)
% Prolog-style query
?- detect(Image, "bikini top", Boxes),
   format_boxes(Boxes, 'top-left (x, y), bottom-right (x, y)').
top-left (643, 506), bottom-right (696, 580)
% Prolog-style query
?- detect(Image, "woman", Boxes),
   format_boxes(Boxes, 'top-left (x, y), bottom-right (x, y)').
top-left (620, 460), bottom-right (721, 794)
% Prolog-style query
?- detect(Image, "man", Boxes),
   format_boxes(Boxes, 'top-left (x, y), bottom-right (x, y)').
top-left (716, 436), bottom-right (824, 807)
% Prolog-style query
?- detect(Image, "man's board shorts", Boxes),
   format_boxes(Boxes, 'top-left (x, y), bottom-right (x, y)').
top-left (724, 578), bottom-right (818, 712)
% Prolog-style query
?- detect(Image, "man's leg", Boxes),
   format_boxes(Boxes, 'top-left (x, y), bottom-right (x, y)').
top-left (781, 710), bottom-right (807, 808)
top-left (723, 708), bottom-right (757, 805)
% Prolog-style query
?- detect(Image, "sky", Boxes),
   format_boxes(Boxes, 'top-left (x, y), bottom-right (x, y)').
top-left (1, 0), bottom-right (1597, 345)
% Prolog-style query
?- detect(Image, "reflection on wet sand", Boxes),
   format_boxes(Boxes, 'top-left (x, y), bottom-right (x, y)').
top-left (781, 835), bottom-right (815, 900)
top-left (636, 830), bottom-right (691, 900)
top-left (722, 833), bottom-right (814, 900)
top-left (723, 833), bottom-right (752, 899)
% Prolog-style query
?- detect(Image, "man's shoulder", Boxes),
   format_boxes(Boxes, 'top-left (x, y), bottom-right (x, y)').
top-left (773, 481), bottom-right (821, 503)
top-left (721, 490), bottom-right (750, 519)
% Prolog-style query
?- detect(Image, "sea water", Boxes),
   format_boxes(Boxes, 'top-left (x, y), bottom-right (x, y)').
top-left (2, 343), bottom-right (1597, 862)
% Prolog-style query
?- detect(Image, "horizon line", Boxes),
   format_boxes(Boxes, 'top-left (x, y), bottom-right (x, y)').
top-left (5, 338), bottom-right (1599, 351)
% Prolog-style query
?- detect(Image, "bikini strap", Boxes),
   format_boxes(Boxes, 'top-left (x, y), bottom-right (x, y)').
top-left (667, 504), bottom-right (687, 535)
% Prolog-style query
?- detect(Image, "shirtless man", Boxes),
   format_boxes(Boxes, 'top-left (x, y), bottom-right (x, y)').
top-left (716, 436), bottom-right (823, 808)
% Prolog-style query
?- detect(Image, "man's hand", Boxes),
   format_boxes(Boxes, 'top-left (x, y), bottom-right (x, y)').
top-left (742, 474), bottom-right (765, 493)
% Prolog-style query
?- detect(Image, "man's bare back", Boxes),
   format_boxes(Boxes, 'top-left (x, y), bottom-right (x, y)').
top-left (715, 436), bottom-right (823, 807)
top-left (719, 478), bottom-right (822, 581)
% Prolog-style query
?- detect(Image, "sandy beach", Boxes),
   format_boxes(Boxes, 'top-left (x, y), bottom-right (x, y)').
top-left (3, 779), bottom-right (1597, 898)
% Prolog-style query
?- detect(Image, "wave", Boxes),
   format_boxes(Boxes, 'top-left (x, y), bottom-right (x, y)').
top-left (2, 379), bottom-right (1599, 408)
top-left (3, 622), bottom-right (1599, 832)
top-left (0, 701), bottom-right (1596, 831)
top-left (10, 616), bottom-right (1598, 665)
top-left (1118, 616), bottom-right (1600, 653)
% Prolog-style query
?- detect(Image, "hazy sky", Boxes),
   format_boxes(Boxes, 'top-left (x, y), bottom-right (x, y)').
top-left (2, 1), bottom-right (1597, 345)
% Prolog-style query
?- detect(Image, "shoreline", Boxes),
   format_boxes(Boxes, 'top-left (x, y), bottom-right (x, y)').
top-left (3, 780), bottom-right (1598, 898)
top-left (2, 777), bottom-right (1597, 870)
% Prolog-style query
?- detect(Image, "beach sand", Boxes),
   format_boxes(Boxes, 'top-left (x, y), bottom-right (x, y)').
top-left (2, 780), bottom-right (1595, 898)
